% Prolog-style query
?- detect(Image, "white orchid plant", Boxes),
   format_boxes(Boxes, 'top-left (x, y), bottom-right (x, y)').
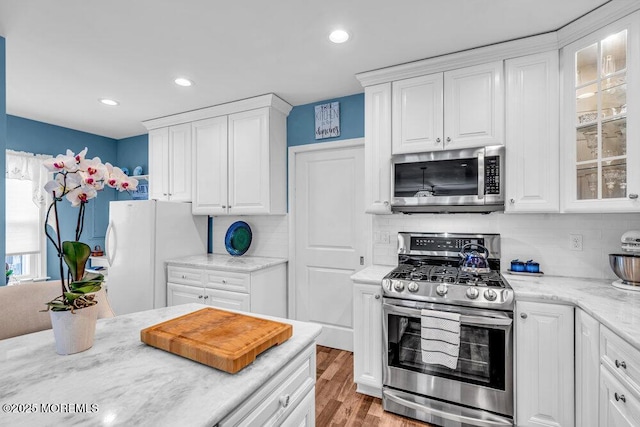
top-left (42, 147), bottom-right (137, 311)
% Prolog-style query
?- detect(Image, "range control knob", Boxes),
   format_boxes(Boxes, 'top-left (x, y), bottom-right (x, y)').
top-left (382, 279), bottom-right (392, 291)
top-left (407, 281), bottom-right (420, 293)
top-left (466, 287), bottom-right (479, 299)
top-left (393, 281), bottom-right (405, 292)
top-left (484, 289), bottom-right (498, 301)
top-left (436, 284), bottom-right (448, 296)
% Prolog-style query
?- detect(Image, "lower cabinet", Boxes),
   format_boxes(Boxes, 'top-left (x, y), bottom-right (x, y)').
top-left (167, 263), bottom-right (287, 317)
top-left (353, 281), bottom-right (383, 398)
top-left (515, 301), bottom-right (574, 427)
top-left (218, 344), bottom-right (316, 427)
top-left (575, 309), bottom-right (600, 427)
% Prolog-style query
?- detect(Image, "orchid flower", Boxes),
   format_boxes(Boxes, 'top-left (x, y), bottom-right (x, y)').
top-left (65, 185), bottom-right (98, 207)
top-left (44, 172), bottom-right (82, 198)
top-left (43, 152), bottom-right (76, 173)
top-left (78, 157), bottom-right (107, 190)
top-left (104, 163), bottom-right (138, 192)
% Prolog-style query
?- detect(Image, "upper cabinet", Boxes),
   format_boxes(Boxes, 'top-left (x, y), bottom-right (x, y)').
top-left (143, 94), bottom-right (291, 216)
top-left (364, 83), bottom-right (392, 214)
top-left (148, 123), bottom-right (192, 202)
top-left (505, 51), bottom-right (560, 213)
top-left (561, 13), bottom-right (640, 212)
top-left (391, 61), bottom-right (504, 154)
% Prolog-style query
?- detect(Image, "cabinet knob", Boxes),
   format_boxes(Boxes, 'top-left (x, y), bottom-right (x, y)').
top-left (510, 198), bottom-right (515, 204)
top-left (279, 394), bottom-right (290, 408)
top-left (198, 295), bottom-right (203, 299)
top-left (163, 193), bottom-right (168, 196)
top-left (615, 392), bottom-right (626, 403)
top-left (375, 294), bottom-right (380, 300)
top-left (181, 274), bottom-right (186, 279)
top-left (615, 359), bottom-right (627, 369)
top-left (222, 205), bottom-right (227, 209)
top-left (520, 313), bottom-right (528, 319)
top-left (436, 138), bottom-right (441, 144)
top-left (222, 279), bottom-right (227, 284)
top-left (204, 295), bottom-right (209, 300)
top-left (630, 194), bottom-right (639, 200)
top-left (446, 137), bottom-right (451, 144)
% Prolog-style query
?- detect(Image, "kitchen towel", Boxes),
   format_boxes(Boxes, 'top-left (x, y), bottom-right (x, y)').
top-left (420, 309), bottom-right (461, 369)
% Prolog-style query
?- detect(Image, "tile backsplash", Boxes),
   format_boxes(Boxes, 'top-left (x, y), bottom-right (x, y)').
top-left (372, 212), bottom-right (640, 281)
top-left (212, 215), bottom-right (289, 259)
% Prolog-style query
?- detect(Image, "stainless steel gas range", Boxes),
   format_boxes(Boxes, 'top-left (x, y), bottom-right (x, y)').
top-left (382, 232), bottom-right (514, 427)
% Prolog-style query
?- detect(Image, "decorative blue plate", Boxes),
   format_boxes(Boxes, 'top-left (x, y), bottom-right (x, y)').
top-left (225, 221), bottom-right (252, 256)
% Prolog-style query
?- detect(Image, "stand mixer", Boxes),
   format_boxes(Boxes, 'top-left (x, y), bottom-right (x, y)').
top-left (610, 231), bottom-right (640, 291)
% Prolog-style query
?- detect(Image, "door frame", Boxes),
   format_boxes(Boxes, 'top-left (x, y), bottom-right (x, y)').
top-left (287, 138), bottom-right (370, 320)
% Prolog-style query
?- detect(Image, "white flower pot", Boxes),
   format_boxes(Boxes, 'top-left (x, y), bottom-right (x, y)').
top-left (49, 304), bottom-right (99, 355)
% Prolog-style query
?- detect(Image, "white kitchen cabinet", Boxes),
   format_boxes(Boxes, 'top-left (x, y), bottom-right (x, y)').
top-left (353, 281), bottom-right (383, 398)
top-left (148, 123), bottom-right (192, 201)
top-left (219, 344), bottom-right (316, 427)
top-left (515, 301), bottom-right (574, 427)
top-left (575, 308), bottom-right (600, 427)
top-left (505, 51), bottom-right (560, 213)
top-left (391, 61), bottom-right (504, 154)
top-left (192, 106), bottom-right (287, 215)
top-left (364, 83), bottom-right (392, 214)
top-left (167, 263), bottom-right (287, 317)
top-left (600, 367), bottom-right (640, 426)
top-left (561, 12), bottom-right (640, 212)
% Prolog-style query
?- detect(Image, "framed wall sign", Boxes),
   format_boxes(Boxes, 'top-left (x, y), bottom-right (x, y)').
top-left (315, 102), bottom-right (340, 139)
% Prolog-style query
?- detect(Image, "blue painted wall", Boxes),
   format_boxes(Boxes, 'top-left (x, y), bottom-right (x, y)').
top-left (6, 115), bottom-right (118, 280)
top-left (287, 93), bottom-right (364, 147)
top-left (0, 37), bottom-right (6, 270)
top-left (115, 133), bottom-right (148, 200)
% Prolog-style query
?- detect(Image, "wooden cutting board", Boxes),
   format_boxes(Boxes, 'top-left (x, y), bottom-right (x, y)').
top-left (140, 307), bottom-right (292, 373)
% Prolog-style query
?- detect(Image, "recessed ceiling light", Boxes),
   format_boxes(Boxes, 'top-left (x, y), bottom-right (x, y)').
top-left (99, 98), bottom-right (119, 106)
top-left (174, 77), bottom-right (193, 87)
top-left (329, 29), bottom-right (350, 44)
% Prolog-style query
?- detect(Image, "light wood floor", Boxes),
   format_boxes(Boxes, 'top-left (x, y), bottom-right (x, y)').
top-left (315, 345), bottom-right (434, 427)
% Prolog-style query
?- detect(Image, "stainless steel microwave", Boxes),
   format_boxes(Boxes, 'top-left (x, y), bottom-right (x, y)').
top-left (391, 146), bottom-right (505, 213)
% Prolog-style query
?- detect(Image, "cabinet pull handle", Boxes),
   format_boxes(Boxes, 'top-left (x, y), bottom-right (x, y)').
top-left (630, 194), bottom-right (638, 199)
top-left (198, 295), bottom-right (203, 299)
top-left (520, 313), bottom-right (528, 319)
top-left (615, 392), bottom-right (626, 403)
top-left (615, 360), bottom-right (627, 369)
top-left (279, 394), bottom-right (290, 408)
top-left (375, 294), bottom-right (380, 300)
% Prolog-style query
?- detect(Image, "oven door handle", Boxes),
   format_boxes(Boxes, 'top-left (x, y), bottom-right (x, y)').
top-left (383, 303), bottom-right (513, 327)
top-left (384, 389), bottom-right (513, 427)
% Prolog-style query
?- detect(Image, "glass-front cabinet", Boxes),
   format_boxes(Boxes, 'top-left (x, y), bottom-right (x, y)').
top-left (562, 14), bottom-right (640, 212)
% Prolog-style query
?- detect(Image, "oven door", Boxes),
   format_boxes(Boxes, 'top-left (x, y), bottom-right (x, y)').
top-left (383, 298), bottom-right (513, 418)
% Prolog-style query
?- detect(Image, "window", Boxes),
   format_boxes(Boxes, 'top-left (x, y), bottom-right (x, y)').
top-left (5, 150), bottom-right (51, 281)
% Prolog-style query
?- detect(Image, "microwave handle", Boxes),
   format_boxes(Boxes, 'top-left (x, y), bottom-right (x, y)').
top-left (383, 302), bottom-right (513, 327)
top-left (477, 150), bottom-right (485, 200)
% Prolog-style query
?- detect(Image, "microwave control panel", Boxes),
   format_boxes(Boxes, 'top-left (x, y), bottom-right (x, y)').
top-left (485, 156), bottom-right (500, 195)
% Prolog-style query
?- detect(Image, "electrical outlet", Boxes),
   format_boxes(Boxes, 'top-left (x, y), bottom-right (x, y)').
top-left (569, 234), bottom-right (583, 251)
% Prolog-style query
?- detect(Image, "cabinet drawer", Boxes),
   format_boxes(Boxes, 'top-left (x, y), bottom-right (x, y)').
top-left (600, 365), bottom-right (640, 426)
top-left (204, 270), bottom-right (250, 293)
top-left (167, 266), bottom-right (204, 286)
top-left (206, 289), bottom-right (250, 312)
top-left (601, 326), bottom-right (640, 397)
top-left (219, 344), bottom-right (316, 427)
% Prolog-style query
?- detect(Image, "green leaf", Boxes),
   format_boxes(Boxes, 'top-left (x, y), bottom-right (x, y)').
top-left (62, 241), bottom-right (91, 282)
top-left (70, 284), bottom-right (101, 294)
top-left (64, 291), bottom-right (82, 302)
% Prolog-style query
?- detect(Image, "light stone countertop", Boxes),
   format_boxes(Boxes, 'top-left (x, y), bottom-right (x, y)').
top-left (352, 265), bottom-right (640, 351)
top-left (166, 253), bottom-right (287, 272)
top-left (0, 303), bottom-right (321, 427)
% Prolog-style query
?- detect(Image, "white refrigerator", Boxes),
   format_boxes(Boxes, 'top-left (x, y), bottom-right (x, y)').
top-left (105, 200), bottom-right (207, 315)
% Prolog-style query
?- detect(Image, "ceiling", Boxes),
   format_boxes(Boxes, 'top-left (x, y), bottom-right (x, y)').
top-left (0, 0), bottom-right (611, 140)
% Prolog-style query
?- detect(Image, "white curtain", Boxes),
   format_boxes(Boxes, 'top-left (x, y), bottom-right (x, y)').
top-left (5, 150), bottom-right (52, 255)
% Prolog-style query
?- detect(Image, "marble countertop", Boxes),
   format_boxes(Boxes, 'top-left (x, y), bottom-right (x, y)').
top-left (352, 265), bottom-right (640, 351)
top-left (166, 254), bottom-right (287, 272)
top-left (0, 304), bottom-right (321, 427)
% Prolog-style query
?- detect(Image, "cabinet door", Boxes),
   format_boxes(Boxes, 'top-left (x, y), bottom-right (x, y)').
top-left (167, 283), bottom-right (204, 306)
top-left (192, 116), bottom-right (228, 215)
top-left (575, 309), bottom-right (600, 427)
top-left (148, 127), bottom-right (170, 200)
top-left (228, 108), bottom-right (270, 214)
top-left (505, 51), bottom-right (560, 213)
top-left (205, 288), bottom-right (250, 311)
top-left (516, 301), bottom-right (574, 427)
top-left (392, 73), bottom-right (443, 154)
top-left (444, 61), bottom-right (504, 149)
top-left (353, 282), bottom-right (382, 397)
top-left (600, 366), bottom-right (640, 427)
top-left (168, 123), bottom-right (192, 202)
top-left (364, 83), bottom-right (392, 214)
top-left (561, 13), bottom-right (640, 212)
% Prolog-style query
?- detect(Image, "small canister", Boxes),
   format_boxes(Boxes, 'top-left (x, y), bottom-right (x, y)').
top-left (511, 259), bottom-right (525, 272)
top-left (525, 260), bottom-right (540, 273)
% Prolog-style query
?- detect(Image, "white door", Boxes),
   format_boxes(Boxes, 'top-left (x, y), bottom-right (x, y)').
top-left (293, 141), bottom-right (366, 351)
